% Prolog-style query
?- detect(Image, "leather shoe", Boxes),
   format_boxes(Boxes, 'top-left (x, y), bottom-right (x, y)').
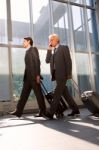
top-left (34, 112), bottom-right (45, 117)
top-left (67, 110), bottom-right (80, 117)
top-left (56, 113), bottom-right (64, 119)
top-left (9, 110), bottom-right (21, 118)
top-left (45, 111), bottom-right (53, 119)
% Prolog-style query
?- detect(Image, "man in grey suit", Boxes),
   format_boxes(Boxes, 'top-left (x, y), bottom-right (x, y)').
top-left (10, 37), bottom-right (46, 117)
top-left (45, 34), bottom-right (80, 119)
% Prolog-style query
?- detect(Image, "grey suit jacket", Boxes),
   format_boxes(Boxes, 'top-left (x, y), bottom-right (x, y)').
top-left (46, 45), bottom-right (72, 80)
top-left (23, 46), bottom-right (40, 82)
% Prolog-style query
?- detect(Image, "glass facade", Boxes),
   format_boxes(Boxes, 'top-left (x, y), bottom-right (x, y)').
top-left (87, 9), bottom-right (99, 52)
top-left (92, 55), bottom-right (99, 93)
top-left (0, 0), bottom-right (99, 105)
top-left (11, 48), bottom-right (26, 100)
top-left (0, 48), bottom-right (10, 100)
top-left (32, 0), bottom-right (50, 48)
top-left (52, 1), bottom-right (69, 45)
top-left (0, 0), bottom-right (7, 44)
top-left (11, 0), bottom-right (30, 45)
top-left (71, 5), bottom-right (87, 51)
top-left (75, 53), bottom-right (91, 92)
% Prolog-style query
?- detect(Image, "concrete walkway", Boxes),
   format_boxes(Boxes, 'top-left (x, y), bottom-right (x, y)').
top-left (0, 109), bottom-right (99, 150)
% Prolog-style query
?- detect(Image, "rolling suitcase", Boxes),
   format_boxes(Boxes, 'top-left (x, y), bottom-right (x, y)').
top-left (41, 81), bottom-right (68, 118)
top-left (72, 79), bottom-right (99, 115)
top-left (81, 91), bottom-right (99, 115)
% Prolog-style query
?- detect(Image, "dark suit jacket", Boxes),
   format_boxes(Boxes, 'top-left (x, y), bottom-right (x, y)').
top-left (23, 46), bottom-right (40, 82)
top-left (46, 45), bottom-right (72, 81)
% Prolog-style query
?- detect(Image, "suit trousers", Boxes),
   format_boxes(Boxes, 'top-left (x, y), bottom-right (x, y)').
top-left (16, 79), bottom-right (46, 115)
top-left (50, 79), bottom-right (79, 115)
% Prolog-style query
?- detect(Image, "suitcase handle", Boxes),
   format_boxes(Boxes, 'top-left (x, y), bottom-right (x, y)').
top-left (40, 81), bottom-right (48, 95)
top-left (71, 78), bottom-right (81, 97)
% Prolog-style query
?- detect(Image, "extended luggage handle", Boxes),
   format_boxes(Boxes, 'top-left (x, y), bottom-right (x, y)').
top-left (40, 80), bottom-right (48, 95)
top-left (71, 78), bottom-right (81, 97)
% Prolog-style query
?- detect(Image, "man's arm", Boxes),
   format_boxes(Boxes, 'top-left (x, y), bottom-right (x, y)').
top-left (33, 47), bottom-right (40, 76)
top-left (45, 50), bottom-right (52, 63)
top-left (27, 47), bottom-right (40, 83)
top-left (63, 45), bottom-right (72, 79)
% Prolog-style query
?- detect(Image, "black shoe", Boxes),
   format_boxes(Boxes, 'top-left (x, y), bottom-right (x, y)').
top-left (67, 111), bottom-right (80, 117)
top-left (94, 113), bottom-right (99, 117)
top-left (34, 112), bottom-right (45, 117)
top-left (56, 113), bottom-right (64, 119)
top-left (45, 111), bottom-right (53, 119)
top-left (9, 110), bottom-right (21, 118)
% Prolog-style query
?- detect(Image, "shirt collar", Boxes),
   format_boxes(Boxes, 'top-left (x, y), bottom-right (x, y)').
top-left (26, 45), bottom-right (31, 50)
top-left (55, 44), bottom-right (59, 49)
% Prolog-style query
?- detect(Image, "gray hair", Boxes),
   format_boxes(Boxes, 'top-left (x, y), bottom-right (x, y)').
top-left (49, 34), bottom-right (60, 43)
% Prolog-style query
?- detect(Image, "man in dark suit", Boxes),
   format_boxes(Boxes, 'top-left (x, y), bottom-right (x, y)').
top-left (45, 34), bottom-right (80, 119)
top-left (10, 37), bottom-right (46, 117)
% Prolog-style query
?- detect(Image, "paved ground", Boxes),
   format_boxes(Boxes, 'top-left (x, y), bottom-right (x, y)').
top-left (0, 109), bottom-right (99, 150)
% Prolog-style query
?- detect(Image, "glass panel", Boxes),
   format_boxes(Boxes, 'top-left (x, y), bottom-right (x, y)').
top-left (11, 0), bottom-right (30, 45)
top-left (75, 53), bottom-right (91, 92)
top-left (52, 1), bottom-right (69, 45)
top-left (70, 0), bottom-right (82, 4)
top-left (92, 55), bottom-right (99, 94)
top-left (0, 48), bottom-right (10, 101)
top-left (85, 0), bottom-right (95, 7)
top-left (39, 50), bottom-right (53, 91)
top-left (87, 9), bottom-right (99, 52)
top-left (71, 6), bottom-right (87, 51)
top-left (32, 0), bottom-right (50, 48)
top-left (12, 48), bottom-right (26, 100)
top-left (0, 0), bottom-right (7, 44)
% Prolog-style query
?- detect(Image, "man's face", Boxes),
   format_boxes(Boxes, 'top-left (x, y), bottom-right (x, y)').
top-left (23, 39), bottom-right (30, 48)
top-left (49, 37), bottom-right (58, 47)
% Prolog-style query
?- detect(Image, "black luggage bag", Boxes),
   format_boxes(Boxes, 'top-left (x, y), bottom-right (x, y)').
top-left (41, 81), bottom-right (68, 118)
top-left (81, 91), bottom-right (99, 115)
top-left (72, 79), bottom-right (99, 116)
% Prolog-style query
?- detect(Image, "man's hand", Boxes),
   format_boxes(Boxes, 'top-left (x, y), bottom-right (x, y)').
top-left (36, 75), bottom-right (40, 84)
top-left (47, 42), bottom-right (53, 51)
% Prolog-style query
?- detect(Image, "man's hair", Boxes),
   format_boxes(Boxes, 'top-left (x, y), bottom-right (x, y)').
top-left (49, 34), bottom-right (60, 43)
top-left (24, 37), bottom-right (33, 46)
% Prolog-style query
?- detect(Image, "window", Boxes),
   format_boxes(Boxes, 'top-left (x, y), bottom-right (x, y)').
top-left (32, 0), bottom-right (50, 48)
top-left (87, 9), bottom-right (99, 52)
top-left (52, 1), bottom-right (69, 45)
top-left (92, 55), bottom-right (99, 93)
top-left (0, 0), bottom-right (7, 44)
top-left (71, 6), bottom-right (87, 51)
top-left (0, 48), bottom-right (10, 101)
top-left (11, 0), bottom-right (30, 45)
top-left (75, 53), bottom-right (91, 92)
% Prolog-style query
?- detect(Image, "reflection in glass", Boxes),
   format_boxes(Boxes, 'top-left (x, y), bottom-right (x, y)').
top-left (52, 1), bottom-right (69, 45)
top-left (85, 0), bottom-right (95, 7)
top-left (87, 9), bottom-right (99, 52)
top-left (39, 50), bottom-right (53, 91)
top-left (75, 53), bottom-right (91, 92)
top-left (0, 0), bottom-right (7, 44)
top-left (0, 48), bottom-right (10, 101)
top-left (72, 6), bottom-right (87, 51)
top-left (11, 0), bottom-right (30, 45)
top-left (70, 0), bottom-right (82, 4)
top-left (32, 0), bottom-right (50, 48)
top-left (12, 48), bottom-right (26, 100)
top-left (92, 55), bottom-right (99, 94)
